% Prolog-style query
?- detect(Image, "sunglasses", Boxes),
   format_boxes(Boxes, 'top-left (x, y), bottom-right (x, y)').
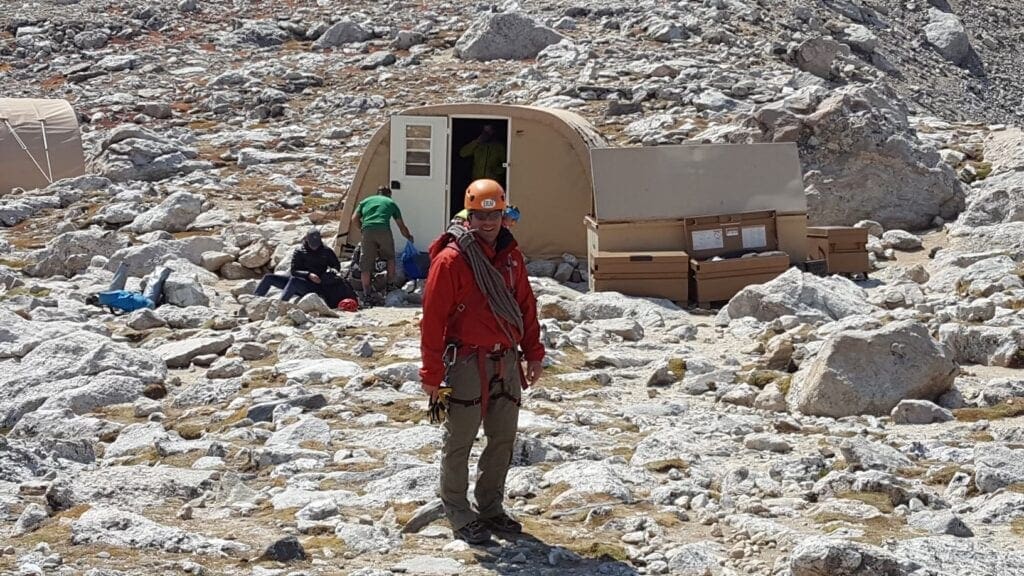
top-left (469, 211), bottom-right (503, 222)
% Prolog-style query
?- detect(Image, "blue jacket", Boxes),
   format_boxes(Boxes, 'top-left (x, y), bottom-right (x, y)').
top-left (98, 290), bottom-right (154, 312)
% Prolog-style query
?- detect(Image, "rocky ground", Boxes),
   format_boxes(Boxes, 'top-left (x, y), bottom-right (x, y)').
top-left (4, 1), bottom-right (1024, 575)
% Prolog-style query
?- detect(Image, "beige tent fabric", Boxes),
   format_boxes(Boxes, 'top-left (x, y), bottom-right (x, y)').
top-left (338, 103), bottom-right (607, 259)
top-left (0, 98), bottom-right (86, 194)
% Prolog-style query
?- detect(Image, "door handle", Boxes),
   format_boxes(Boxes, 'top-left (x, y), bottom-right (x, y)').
top-left (390, 180), bottom-right (401, 190)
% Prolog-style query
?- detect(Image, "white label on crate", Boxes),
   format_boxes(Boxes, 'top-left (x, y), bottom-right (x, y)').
top-left (741, 225), bottom-right (767, 248)
top-left (691, 229), bottom-right (724, 251)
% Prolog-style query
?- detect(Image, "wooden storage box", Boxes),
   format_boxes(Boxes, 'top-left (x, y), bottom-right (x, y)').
top-left (807, 226), bottom-right (868, 253)
top-left (689, 253), bottom-right (791, 306)
top-left (777, 212), bottom-right (809, 263)
top-left (807, 226), bottom-right (870, 275)
top-left (823, 251), bottom-right (871, 275)
top-left (588, 250), bottom-right (689, 302)
top-left (683, 211), bottom-right (777, 260)
top-left (590, 250), bottom-right (690, 275)
top-left (590, 274), bottom-right (688, 303)
top-left (585, 215), bottom-right (686, 254)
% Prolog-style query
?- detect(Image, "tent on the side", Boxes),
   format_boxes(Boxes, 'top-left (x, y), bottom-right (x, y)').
top-left (0, 98), bottom-right (86, 194)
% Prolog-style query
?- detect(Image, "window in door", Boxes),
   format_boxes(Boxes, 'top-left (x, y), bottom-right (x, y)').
top-left (405, 124), bottom-right (432, 177)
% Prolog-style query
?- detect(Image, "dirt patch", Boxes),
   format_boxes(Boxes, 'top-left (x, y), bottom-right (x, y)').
top-left (644, 458), bottom-right (690, 473)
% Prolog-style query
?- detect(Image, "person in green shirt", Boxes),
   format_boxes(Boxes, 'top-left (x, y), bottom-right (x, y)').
top-left (351, 186), bottom-right (414, 301)
top-left (459, 124), bottom-right (506, 181)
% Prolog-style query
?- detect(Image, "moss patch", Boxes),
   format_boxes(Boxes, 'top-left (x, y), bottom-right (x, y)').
top-left (355, 397), bottom-right (425, 424)
top-left (609, 445), bottom-right (635, 460)
top-left (667, 358), bottom-right (687, 379)
top-left (303, 195), bottom-right (342, 210)
top-left (923, 464), bottom-right (961, 486)
top-left (954, 400), bottom-right (1024, 422)
top-left (298, 440), bottom-right (329, 452)
top-left (972, 161), bottom-right (993, 180)
top-left (541, 374), bottom-right (606, 392)
top-left (300, 534), bottom-right (345, 555)
top-left (0, 286), bottom-right (51, 300)
top-left (819, 513), bottom-right (909, 546)
top-left (777, 375), bottom-right (792, 397)
top-left (574, 541), bottom-right (629, 562)
top-left (11, 504), bottom-right (91, 548)
top-left (835, 491), bottom-right (895, 514)
top-left (174, 421), bottom-right (207, 440)
top-left (740, 369), bottom-right (787, 389)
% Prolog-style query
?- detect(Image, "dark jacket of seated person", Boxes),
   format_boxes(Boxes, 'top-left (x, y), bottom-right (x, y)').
top-left (255, 229), bottom-right (347, 304)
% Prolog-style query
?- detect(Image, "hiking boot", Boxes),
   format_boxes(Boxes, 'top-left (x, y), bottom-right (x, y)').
top-left (480, 513), bottom-right (522, 534)
top-left (454, 520), bottom-right (492, 545)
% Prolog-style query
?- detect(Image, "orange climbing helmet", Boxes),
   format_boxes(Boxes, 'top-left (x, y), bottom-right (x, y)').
top-left (464, 179), bottom-right (507, 211)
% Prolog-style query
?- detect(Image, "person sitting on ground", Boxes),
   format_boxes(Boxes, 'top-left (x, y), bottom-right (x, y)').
top-left (86, 262), bottom-right (172, 313)
top-left (254, 229), bottom-right (342, 303)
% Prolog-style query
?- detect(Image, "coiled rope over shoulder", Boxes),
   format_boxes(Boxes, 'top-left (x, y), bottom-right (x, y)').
top-left (446, 224), bottom-right (523, 344)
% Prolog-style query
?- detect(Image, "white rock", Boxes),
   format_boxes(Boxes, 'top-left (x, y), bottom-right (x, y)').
top-left (975, 445), bottom-right (1024, 493)
top-left (721, 268), bottom-right (875, 324)
top-left (455, 12), bottom-right (565, 61)
top-left (789, 537), bottom-right (902, 575)
top-left (744, 433), bottom-right (792, 453)
top-left (938, 324), bottom-right (1024, 367)
top-left (924, 8), bottom-right (973, 66)
top-left (13, 503), bottom-right (48, 536)
top-left (72, 507), bottom-right (248, 555)
top-left (154, 335), bottom-right (233, 368)
top-left (130, 191), bottom-right (205, 233)
top-left (789, 320), bottom-right (957, 417)
top-left (881, 230), bottom-right (923, 251)
top-left (890, 399), bottom-right (954, 425)
top-left (274, 358), bottom-right (361, 384)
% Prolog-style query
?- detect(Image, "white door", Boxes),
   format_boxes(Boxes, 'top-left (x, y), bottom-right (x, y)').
top-left (389, 115), bottom-right (449, 249)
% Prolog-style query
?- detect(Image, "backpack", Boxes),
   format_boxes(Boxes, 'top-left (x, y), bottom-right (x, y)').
top-left (319, 271), bottom-right (357, 308)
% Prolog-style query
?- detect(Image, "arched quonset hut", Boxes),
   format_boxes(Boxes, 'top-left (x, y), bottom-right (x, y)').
top-left (338, 103), bottom-right (607, 259)
top-left (0, 98), bottom-right (86, 194)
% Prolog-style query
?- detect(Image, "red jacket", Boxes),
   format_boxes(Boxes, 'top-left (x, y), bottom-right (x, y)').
top-left (419, 227), bottom-right (545, 389)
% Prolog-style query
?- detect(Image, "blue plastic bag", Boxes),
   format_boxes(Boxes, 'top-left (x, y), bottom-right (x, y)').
top-left (401, 241), bottom-right (430, 280)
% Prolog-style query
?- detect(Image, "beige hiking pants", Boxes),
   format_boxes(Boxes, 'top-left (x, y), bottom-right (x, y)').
top-left (440, 348), bottom-right (522, 530)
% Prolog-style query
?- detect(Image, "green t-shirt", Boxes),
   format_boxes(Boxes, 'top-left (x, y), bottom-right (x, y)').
top-left (357, 195), bottom-right (402, 230)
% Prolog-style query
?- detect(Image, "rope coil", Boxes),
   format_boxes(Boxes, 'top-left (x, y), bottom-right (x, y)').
top-left (445, 224), bottom-right (523, 344)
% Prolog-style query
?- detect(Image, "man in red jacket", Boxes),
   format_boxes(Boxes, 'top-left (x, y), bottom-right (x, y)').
top-left (419, 179), bottom-right (545, 544)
